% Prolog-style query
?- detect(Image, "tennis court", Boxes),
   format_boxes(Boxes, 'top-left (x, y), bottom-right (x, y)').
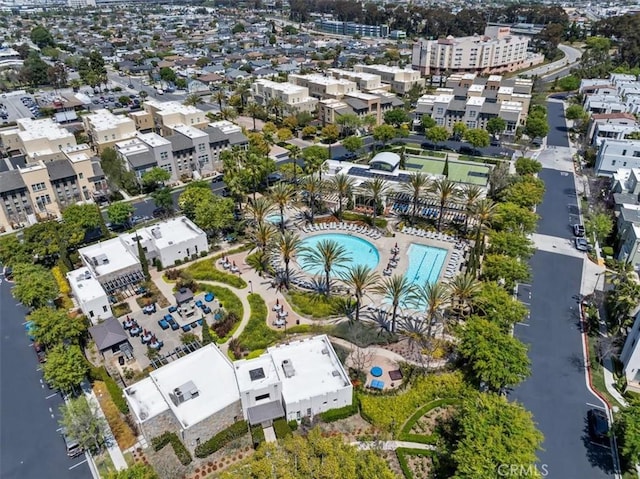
top-left (404, 155), bottom-right (491, 186)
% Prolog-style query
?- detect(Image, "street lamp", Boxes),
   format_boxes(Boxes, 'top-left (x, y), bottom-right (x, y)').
top-left (248, 280), bottom-right (253, 294)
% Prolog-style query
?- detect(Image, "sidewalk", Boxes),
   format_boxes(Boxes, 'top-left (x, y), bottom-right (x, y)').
top-left (351, 440), bottom-right (436, 451)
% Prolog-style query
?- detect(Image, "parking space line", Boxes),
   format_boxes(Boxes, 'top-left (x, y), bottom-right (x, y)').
top-left (516, 322), bottom-right (530, 327)
top-left (69, 459), bottom-right (87, 470)
top-left (586, 402), bottom-right (606, 410)
top-left (45, 393), bottom-right (57, 399)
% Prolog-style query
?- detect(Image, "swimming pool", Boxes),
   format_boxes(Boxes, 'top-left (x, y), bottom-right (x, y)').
top-left (404, 243), bottom-right (447, 288)
top-left (266, 213), bottom-right (287, 224)
top-left (297, 233), bottom-right (380, 277)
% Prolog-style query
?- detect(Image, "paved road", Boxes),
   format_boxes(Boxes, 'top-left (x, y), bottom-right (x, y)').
top-left (522, 44), bottom-right (582, 78)
top-left (546, 101), bottom-right (570, 148)
top-left (509, 101), bottom-right (615, 478)
top-left (0, 273), bottom-right (91, 479)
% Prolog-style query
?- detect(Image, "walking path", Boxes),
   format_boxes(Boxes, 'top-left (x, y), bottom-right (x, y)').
top-left (351, 440), bottom-right (436, 451)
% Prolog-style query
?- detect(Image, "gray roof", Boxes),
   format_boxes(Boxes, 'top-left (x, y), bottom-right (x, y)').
top-left (614, 192), bottom-right (638, 206)
top-left (620, 206), bottom-right (640, 224)
top-left (127, 150), bottom-right (157, 169)
top-left (46, 159), bottom-right (76, 181)
top-left (0, 169), bottom-right (26, 194)
top-left (204, 126), bottom-right (228, 144)
top-left (168, 133), bottom-right (193, 152)
top-left (246, 400), bottom-right (285, 425)
top-left (88, 317), bottom-right (129, 352)
top-left (91, 159), bottom-right (105, 179)
top-left (481, 102), bottom-right (501, 115)
top-left (174, 287), bottom-right (194, 305)
top-left (228, 131), bottom-right (249, 145)
top-left (447, 99), bottom-right (467, 114)
top-left (344, 97), bottom-right (368, 111)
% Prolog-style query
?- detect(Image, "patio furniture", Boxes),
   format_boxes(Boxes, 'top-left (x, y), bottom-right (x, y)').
top-left (202, 305), bottom-right (211, 314)
top-left (195, 299), bottom-right (203, 308)
top-left (197, 319), bottom-right (204, 326)
top-left (370, 366), bottom-right (383, 377)
top-left (141, 332), bottom-right (153, 344)
top-left (204, 292), bottom-right (214, 302)
top-left (389, 369), bottom-right (403, 381)
top-left (170, 321), bottom-right (180, 331)
top-left (164, 313), bottom-right (174, 322)
top-left (182, 324), bottom-right (192, 332)
top-left (158, 319), bottom-right (169, 330)
top-left (129, 326), bottom-right (141, 337)
top-left (168, 305), bottom-right (178, 313)
top-left (143, 304), bottom-right (156, 314)
top-left (370, 379), bottom-right (385, 390)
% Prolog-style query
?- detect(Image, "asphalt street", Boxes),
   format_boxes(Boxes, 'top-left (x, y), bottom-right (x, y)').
top-left (0, 273), bottom-right (91, 479)
top-left (509, 102), bottom-right (614, 478)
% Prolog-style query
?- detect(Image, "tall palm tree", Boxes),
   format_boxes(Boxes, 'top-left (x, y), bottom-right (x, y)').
top-left (220, 106), bottom-right (238, 121)
top-left (402, 172), bottom-right (431, 224)
top-left (211, 88), bottom-right (226, 111)
top-left (300, 175), bottom-right (324, 223)
top-left (267, 97), bottom-right (285, 122)
top-left (246, 196), bottom-right (275, 226)
top-left (340, 265), bottom-right (380, 322)
top-left (234, 80), bottom-right (251, 109)
top-left (298, 239), bottom-right (351, 296)
top-left (460, 184), bottom-right (483, 232)
top-left (360, 177), bottom-right (390, 227)
top-left (269, 182), bottom-right (295, 233)
top-left (469, 198), bottom-right (496, 275)
top-left (183, 93), bottom-right (203, 107)
top-left (288, 145), bottom-right (302, 185)
top-left (398, 316), bottom-right (430, 367)
top-left (408, 281), bottom-right (450, 337)
top-left (245, 102), bottom-right (263, 131)
top-left (448, 274), bottom-right (481, 321)
top-left (251, 222), bottom-right (277, 254)
top-left (277, 231), bottom-right (301, 288)
top-left (373, 274), bottom-right (414, 333)
top-left (328, 173), bottom-right (355, 220)
top-left (431, 178), bottom-right (459, 232)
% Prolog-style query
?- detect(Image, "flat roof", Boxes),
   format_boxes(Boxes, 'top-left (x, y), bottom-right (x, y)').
top-left (171, 124), bottom-right (208, 139)
top-left (143, 217), bottom-right (206, 249)
top-left (138, 132), bottom-right (171, 147)
top-left (16, 118), bottom-right (74, 142)
top-left (125, 377), bottom-right (170, 423)
top-left (79, 238), bottom-right (140, 278)
top-left (149, 344), bottom-right (240, 428)
top-left (66, 267), bottom-right (106, 302)
top-left (267, 335), bottom-right (350, 405)
top-left (255, 79), bottom-right (308, 94)
top-left (85, 109), bottom-right (135, 132)
top-left (144, 99), bottom-right (205, 117)
top-left (234, 355), bottom-right (280, 393)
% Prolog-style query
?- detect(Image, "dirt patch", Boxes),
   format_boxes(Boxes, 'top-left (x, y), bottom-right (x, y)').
top-left (315, 414), bottom-right (378, 441)
top-left (93, 381), bottom-right (137, 450)
top-left (406, 452), bottom-right (433, 478)
top-left (410, 406), bottom-right (456, 436)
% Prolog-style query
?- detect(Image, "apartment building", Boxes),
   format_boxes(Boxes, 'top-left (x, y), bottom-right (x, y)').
top-left (352, 64), bottom-right (424, 95)
top-left (411, 26), bottom-right (538, 76)
top-left (415, 73), bottom-right (532, 134)
top-left (167, 124), bottom-right (212, 178)
top-left (115, 132), bottom-right (175, 181)
top-left (0, 117), bottom-right (77, 163)
top-left (202, 120), bottom-right (249, 167)
top-left (288, 73), bottom-right (358, 100)
top-left (142, 99), bottom-right (209, 137)
top-left (319, 91), bottom-right (403, 126)
top-left (595, 139), bottom-right (640, 176)
top-left (0, 146), bottom-right (107, 231)
top-left (251, 79), bottom-right (318, 113)
top-left (327, 68), bottom-right (387, 93)
top-left (83, 109), bottom-right (137, 153)
top-left (587, 113), bottom-right (639, 146)
top-left (314, 19), bottom-right (389, 38)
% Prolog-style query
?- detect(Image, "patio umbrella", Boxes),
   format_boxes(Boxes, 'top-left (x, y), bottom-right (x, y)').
top-left (276, 298), bottom-right (279, 306)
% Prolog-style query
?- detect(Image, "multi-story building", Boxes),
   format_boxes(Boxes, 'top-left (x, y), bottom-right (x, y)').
top-left (587, 113), bottom-right (639, 146)
top-left (202, 120), bottom-right (249, 169)
top-left (83, 109), bottom-right (137, 153)
top-left (288, 73), bottom-right (358, 100)
top-left (314, 19), bottom-right (389, 38)
top-left (319, 91), bottom-right (403, 126)
top-left (167, 124), bottom-right (211, 178)
top-left (115, 132), bottom-right (175, 181)
top-left (0, 147), bottom-right (107, 232)
top-left (414, 73), bottom-right (533, 134)
top-left (251, 79), bottom-right (318, 113)
top-left (0, 117), bottom-right (77, 163)
top-left (412, 26), bottom-right (539, 76)
top-left (0, 46), bottom-right (23, 69)
top-left (352, 64), bottom-right (424, 95)
top-left (141, 99), bottom-right (209, 137)
top-left (595, 139), bottom-right (640, 176)
top-left (327, 68), bottom-right (387, 93)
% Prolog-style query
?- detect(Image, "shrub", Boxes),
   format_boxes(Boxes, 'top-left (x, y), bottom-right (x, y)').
top-left (185, 258), bottom-right (247, 288)
top-left (286, 291), bottom-right (344, 318)
top-left (246, 348), bottom-right (265, 359)
top-left (112, 302), bottom-right (132, 318)
top-left (602, 246), bottom-right (614, 257)
top-left (89, 366), bottom-right (129, 414)
top-left (200, 250), bottom-right (208, 257)
top-left (399, 398), bottom-right (460, 444)
top-left (52, 266), bottom-right (71, 296)
top-left (174, 259), bottom-right (182, 266)
top-left (320, 396), bottom-right (360, 422)
top-left (341, 211), bottom-right (387, 228)
top-left (396, 448), bottom-right (435, 479)
top-left (93, 381), bottom-right (137, 449)
top-left (288, 420), bottom-right (298, 431)
top-left (237, 294), bottom-right (282, 351)
top-left (250, 424), bottom-right (265, 448)
top-left (165, 268), bottom-right (181, 281)
top-left (151, 431), bottom-right (192, 465)
top-left (195, 421), bottom-right (248, 458)
top-left (273, 418), bottom-right (292, 439)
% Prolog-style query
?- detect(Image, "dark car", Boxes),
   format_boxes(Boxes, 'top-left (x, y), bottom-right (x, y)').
top-left (575, 237), bottom-right (589, 251)
top-left (458, 146), bottom-right (481, 156)
top-left (34, 342), bottom-right (47, 363)
top-left (152, 207), bottom-right (167, 218)
top-left (573, 224), bottom-right (586, 237)
top-left (587, 409), bottom-right (610, 445)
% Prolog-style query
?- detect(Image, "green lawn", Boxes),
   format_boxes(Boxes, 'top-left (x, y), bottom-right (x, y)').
top-left (285, 290), bottom-right (345, 319)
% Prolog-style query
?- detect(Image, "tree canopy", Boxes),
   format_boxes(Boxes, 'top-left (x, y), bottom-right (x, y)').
top-left (464, 128), bottom-right (490, 148)
top-left (107, 202), bottom-right (134, 225)
top-left (383, 108), bottom-right (409, 127)
top-left (472, 281), bottom-right (529, 332)
top-left (493, 202), bottom-right (539, 235)
top-left (503, 176), bottom-right (546, 209)
top-left (28, 307), bottom-right (87, 347)
top-left (59, 395), bottom-right (108, 453)
top-left (12, 263), bottom-right (59, 309)
top-left (481, 254), bottom-right (531, 291)
top-left (43, 344), bottom-right (88, 392)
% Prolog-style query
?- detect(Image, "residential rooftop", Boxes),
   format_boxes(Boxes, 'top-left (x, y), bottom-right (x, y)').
top-left (79, 238), bottom-right (139, 278)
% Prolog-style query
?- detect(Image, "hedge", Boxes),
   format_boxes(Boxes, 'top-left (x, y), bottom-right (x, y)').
top-left (151, 432), bottom-right (192, 465)
top-left (195, 420), bottom-right (248, 458)
top-left (250, 424), bottom-right (265, 448)
top-left (237, 294), bottom-right (282, 351)
top-left (320, 395), bottom-right (360, 423)
top-left (398, 398), bottom-right (460, 444)
top-left (273, 417), bottom-right (292, 439)
top-left (288, 420), bottom-right (298, 431)
top-left (89, 366), bottom-right (129, 414)
top-left (396, 448), bottom-right (436, 479)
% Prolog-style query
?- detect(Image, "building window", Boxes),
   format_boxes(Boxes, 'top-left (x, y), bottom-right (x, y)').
top-left (623, 150), bottom-right (627, 156)
top-left (89, 311), bottom-right (94, 318)
top-left (31, 182), bottom-right (46, 192)
top-left (634, 151), bottom-right (640, 158)
top-left (78, 172), bottom-right (83, 179)
top-left (103, 305), bottom-right (108, 312)
top-left (255, 393), bottom-right (270, 401)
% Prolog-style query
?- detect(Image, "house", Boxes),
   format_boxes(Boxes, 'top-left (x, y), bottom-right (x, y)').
top-left (251, 79), bottom-right (318, 114)
top-left (88, 318), bottom-right (130, 355)
top-left (67, 267), bottom-right (112, 323)
top-left (594, 139), bottom-right (640, 176)
top-left (0, 117), bottom-right (78, 163)
top-left (619, 308), bottom-right (640, 392)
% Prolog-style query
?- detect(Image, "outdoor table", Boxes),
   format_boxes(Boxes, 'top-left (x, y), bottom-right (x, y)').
top-left (273, 303), bottom-right (283, 312)
top-left (129, 327), bottom-right (141, 337)
top-left (370, 366), bottom-right (383, 377)
top-left (277, 310), bottom-right (288, 318)
top-left (141, 333), bottom-right (152, 344)
top-left (123, 320), bottom-right (133, 329)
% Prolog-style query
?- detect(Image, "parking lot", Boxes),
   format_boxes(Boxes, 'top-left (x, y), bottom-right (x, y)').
top-left (0, 91), bottom-right (40, 124)
top-left (115, 290), bottom-right (222, 371)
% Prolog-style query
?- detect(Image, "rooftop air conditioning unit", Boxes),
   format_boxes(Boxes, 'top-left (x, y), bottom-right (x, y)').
top-left (332, 370), bottom-right (341, 377)
top-left (321, 348), bottom-right (329, 355)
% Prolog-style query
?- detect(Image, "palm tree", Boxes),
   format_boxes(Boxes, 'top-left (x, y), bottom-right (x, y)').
top-left (183, 93), bottom-right (203, 107)
top-left (431, 178), bottom-right (459, 232)
top-left (246, 196), bottom-right (275, 226)
top-left (220, 106), bottom-right (238, 121)
top-left (460, 184), bottom-right (483, 232)
top-left (267, 97), bottom-right (285, 122)
top-left (408, 282), bottom-right (450, 337)
top-left (298, 239), bottom-right (351, 296)
top-left (245, 102), bottom-right (263, 131)
top-left (288, 145), bottom-right (302, 185)
top-left (397, 316), bottom-right (430, 366)
top-left (373, 274), bottom-right (414, 333)
top-left (328, 173), bottom-right (355, 220)
top-left (469, 198), bottom-right (496, 274)
top-left (340, 265), bottom-right (380, 322)
top-left (448, 274), bottom-right (481, 321)
top-left (269, 182), bottom-right (295, 233)
top-left (211, 88), bottom-right (226, 111)
top-left (234, 80), bottom-right (251, 110)
top-left (277, 231), bottom-right (301, 288)
top-left (300, 175), bottom-right (324, 223)
top-left (360, 177), bottom-right (390, 227)
top-left (251, 222), bottom-right (277, 254)
top-left (402, 172), bottom-right (431, 224)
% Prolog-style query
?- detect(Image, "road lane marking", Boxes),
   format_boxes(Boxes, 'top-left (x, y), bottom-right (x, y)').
top-left (45, 393), bottom-right (57, 399)
top-left (587, 402), bottom-right (606, 410)
top-left (69, 459), bottom-right (87, 470)
top-left (516, 322), bottom-right (530, 327)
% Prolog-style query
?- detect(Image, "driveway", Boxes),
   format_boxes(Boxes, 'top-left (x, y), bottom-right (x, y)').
top-left (0, 273), bottom-right (91, 479)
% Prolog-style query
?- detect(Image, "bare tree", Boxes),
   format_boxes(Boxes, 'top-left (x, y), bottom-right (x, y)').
top-left (349, 346), bottom-right (374, 372)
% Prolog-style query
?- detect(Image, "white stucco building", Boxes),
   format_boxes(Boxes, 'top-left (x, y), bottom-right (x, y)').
top-left (595, 139), bottom-right (640, 176)
top-left (66, 266), bottom-right (112, 323)
top-left (620, 308), bottom-right (640, 392)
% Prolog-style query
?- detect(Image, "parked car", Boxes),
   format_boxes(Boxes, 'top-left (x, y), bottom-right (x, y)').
top-left (34, 342), bottom-right (46, 363)
top-left (587, 409), bottom-right (610, 445)
top-left (573, 224), bottom-right (586, 237)
top-left (152, 207), bottom-right (167, 218)
top-left (575, 237), bottom-right (589, 251)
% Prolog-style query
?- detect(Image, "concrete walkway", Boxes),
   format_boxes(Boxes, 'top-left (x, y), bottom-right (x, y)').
top-left (263, 426), bottom-right (276, 443)
top-left (351, 440), bottom-right (436, 451)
